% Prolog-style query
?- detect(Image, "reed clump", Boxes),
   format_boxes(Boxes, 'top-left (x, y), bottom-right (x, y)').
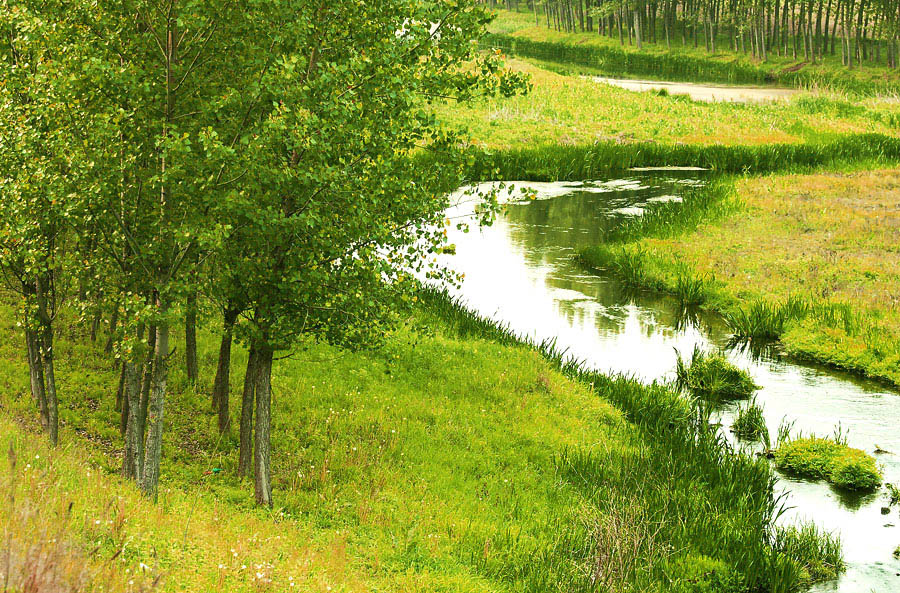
top-left (732, 398), bottom-right (769, 444)
top-left (675, 346), bottom-right (759, 402)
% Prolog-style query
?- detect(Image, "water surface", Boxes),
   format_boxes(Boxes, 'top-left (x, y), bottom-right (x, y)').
top-left (442, 175), bottom-right (900, 591)
top-left (589, 76), bottom-right (800, 102)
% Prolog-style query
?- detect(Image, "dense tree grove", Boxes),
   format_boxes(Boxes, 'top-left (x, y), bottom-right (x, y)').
top-left (0, 0), bottom-right (525, 506)
top-left (487, 0), bottom-right (900, 66)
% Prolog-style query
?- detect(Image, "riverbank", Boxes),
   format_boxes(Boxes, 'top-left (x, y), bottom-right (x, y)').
top-left (434, 59), bottom-right (900, 152)
top-left (487, 9), bottom-right (900, 95)
top-left (0, 292), bottom-right (835, 592)
top-left (579, 168), bottom-right (900, 388)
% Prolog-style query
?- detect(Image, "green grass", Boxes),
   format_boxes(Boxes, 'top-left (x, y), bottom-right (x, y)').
top-left (674, 346), bottom-right (759, 403)
top-left (732, 398), bottom-right (770, 445)
top-left (0, 289), bottom-right (844, 592)
top-left (485, 9), bottom-right (900, 95)
top-left (772, 523), bottom-right (845, 585)
top-left (775, 437), bottom-right (882, 491)
top-left (576, 167), bottom-right (900, 388)
top-left (456, 133), bottom-right (900, 182)
top-left (433, 58), bottom-right (900, 155)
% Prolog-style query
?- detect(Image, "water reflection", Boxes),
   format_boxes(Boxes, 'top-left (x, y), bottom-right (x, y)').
top-left (442, 174), bottom-right (900, 592)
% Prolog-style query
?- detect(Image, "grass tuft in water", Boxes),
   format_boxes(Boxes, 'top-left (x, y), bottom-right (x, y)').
top-left (731, 398), bottom-right (769, 445)
top-left (775, 437), bottom-right (882, 491)
top-left (675, 346), bottom-right (759, 402)
top-left (772, 523), bottom-right (845, 585)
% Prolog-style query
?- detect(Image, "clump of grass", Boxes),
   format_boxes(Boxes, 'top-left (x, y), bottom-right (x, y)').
top-left (772, 523), bottom-right (844, 585)
top-left (724, 296), bottom-right (811, 342)
top-left (675, 346), bottom-right (759, 402)
top-left (674, 271), bottom-right (708, 307)
top-left (775, 437), bottom-right (882, 491)
top-left (731, 398), bottom-right (769, 444)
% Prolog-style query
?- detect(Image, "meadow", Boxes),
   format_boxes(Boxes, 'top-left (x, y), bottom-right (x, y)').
top-left (0, 293), bottom-right (841, 592)
top-left (579, 168), bottom-right (900, 387)
top-left (434, 59), bottom-right (900, 151)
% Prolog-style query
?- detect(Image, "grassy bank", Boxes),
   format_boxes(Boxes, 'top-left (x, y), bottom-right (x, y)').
top-left (579, 168), bottom-right (900, 388)
top-left (486, 10), bottom-right (900, 95)
top-left (1, 290), bottom-right (839, 592)
top-left (434, 59), bottom-right (900, 152)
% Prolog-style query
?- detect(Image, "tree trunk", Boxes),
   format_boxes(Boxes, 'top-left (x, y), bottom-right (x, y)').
top-left (212, 306), bottom-right (239, 434)
top-left (35, 274), bottom-right (58, 447)
top-left (141, 308), bottom-right (169, 501)
top-left (25, 328), bottom-right (48, 428)
top-left (254, 345), bottom-right (274, 507)
top-left (238, 346), bottom-right (259, 478)
top-left (122, 358), bottom-right (144, 480)
top-left (104, 307), bottom-right (119, 355)
top-left (185, 291), bottom-right (199, 385)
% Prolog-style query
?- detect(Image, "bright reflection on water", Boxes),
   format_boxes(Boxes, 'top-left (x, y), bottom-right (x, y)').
top-left (441, 174), bottom-right (900, 592)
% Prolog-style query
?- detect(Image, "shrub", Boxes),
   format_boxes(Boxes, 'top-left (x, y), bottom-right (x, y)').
top-left (775, 437), bottom-right (882, 491)
top-left (675, 347), bottom-right (759, 401)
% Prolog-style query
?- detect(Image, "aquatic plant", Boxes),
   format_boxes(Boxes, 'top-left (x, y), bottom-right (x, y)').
top-left (772, 523), bottom-right (844, 585)
top-left (674, 271), bottom-right (708, 308)
top-left (732, 398), bottom-right (769, 445)
top-left (775, 437), bottom-right (882, 491)
top-left (674, 347), bottom-right (759, 402)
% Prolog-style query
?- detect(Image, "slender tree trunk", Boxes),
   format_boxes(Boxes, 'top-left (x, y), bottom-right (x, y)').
top-left (185, 291), bottom-right (198, 385)
top-left (35, 273), bottom-right (58, 447)
top-left (238, 346), bottom-right (259, 478)
top-left (212, 306), bottom-right (239, 434)
top-left (104, 307), bottom-right (119, 355)
top-left (122, 357), bottom-right (144, 480)
top-left (254, 345), bottom-right (274, 507)
top-left (25, 327), bottom-right (48, 428)
top-left (141, 304), bottom-right (169, 501)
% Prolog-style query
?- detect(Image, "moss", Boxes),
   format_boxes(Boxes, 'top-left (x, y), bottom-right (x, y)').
top-left (775, 437), bottom-right (882, 491)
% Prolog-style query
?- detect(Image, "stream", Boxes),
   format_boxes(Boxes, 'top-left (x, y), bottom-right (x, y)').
top-left (441, 173), bottom-right (900, 592)
top-left (588, 76), bottom-right (801, 102)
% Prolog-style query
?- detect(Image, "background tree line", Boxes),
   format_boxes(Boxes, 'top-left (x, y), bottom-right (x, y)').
top-left (1, 0), bottom-right (525, 507)
top-left (484, 0), bottom-right (900, 67)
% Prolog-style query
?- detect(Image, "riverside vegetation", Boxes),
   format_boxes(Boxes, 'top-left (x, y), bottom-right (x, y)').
top-left (0, 293), bottom-right (841, 592)
top-left (3, 2), bottom-right (896, 592)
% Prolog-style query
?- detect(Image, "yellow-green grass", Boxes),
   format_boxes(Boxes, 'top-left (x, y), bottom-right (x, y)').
top-left (487, 9), bottom-right (900, 94)
top-left (435, 59), bottom-right (900, 150)
top-left (775, 437), bottom-right (882, 491)
top-left (1, 294), bottom-right (819, 592)
top-left (580, 168), bottom-right (900, 387)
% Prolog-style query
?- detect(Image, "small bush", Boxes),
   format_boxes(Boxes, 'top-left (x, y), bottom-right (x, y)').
top-left (772, 523), bottom-right (844, 585)
top-left (775, 437), bottom-right (882, 491)
top-left (731, 398), bottom-right (769, 444)
top-left (675, 347), bottom-right (759, 401)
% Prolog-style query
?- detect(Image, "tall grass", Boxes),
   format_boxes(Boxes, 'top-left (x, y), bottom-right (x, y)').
top-left (482, 33), bottom-right (900, 96)
top-left (450, 133), bottom-right (900, 182)
top-left (420, 286), bottom-right (841, 591)
top-left (732, 397), bottom-right (770, 445)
